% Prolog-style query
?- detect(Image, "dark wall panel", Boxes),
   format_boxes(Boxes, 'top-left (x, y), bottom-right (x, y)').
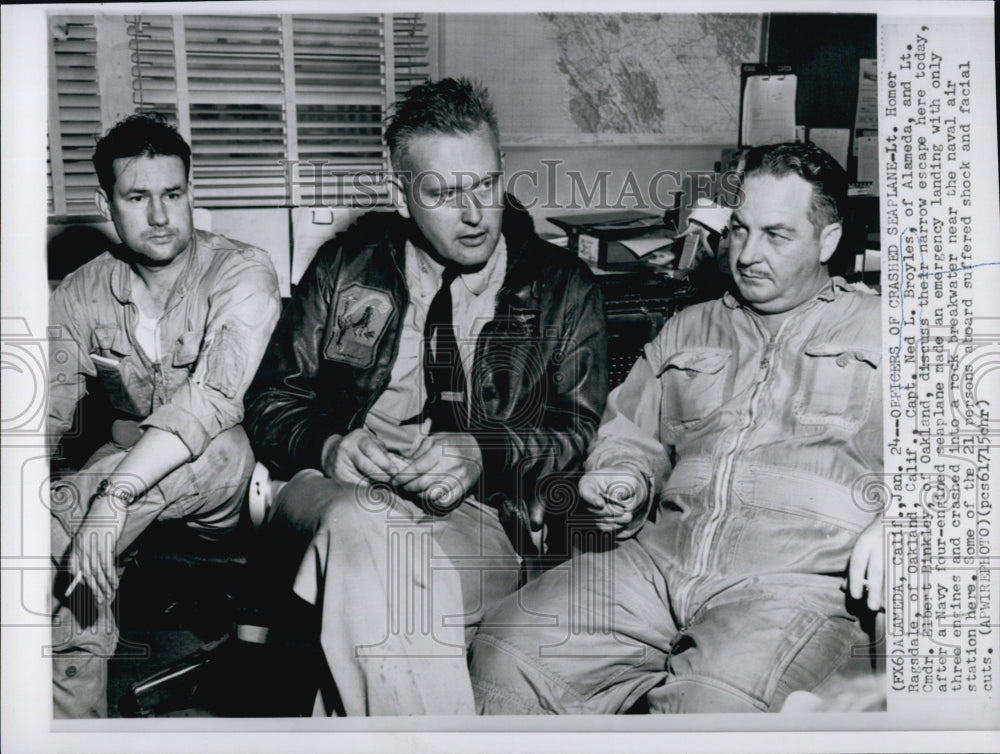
top-left (767, 13), bottom-right (877, 130)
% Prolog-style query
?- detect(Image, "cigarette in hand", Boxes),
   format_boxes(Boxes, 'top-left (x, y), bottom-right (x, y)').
top-left (839, 577), bottom-right (869, 592)
top-left (64, 572), bottom-right (83, 598)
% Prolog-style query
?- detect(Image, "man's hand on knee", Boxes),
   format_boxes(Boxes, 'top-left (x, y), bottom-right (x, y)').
top-left (391, 432), bottom-right (483, 514)
top-left (322, 428), bottom-right (406, 486)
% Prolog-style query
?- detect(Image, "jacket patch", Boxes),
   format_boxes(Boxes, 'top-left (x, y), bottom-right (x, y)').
top-left (510, 307), bottom-right (540, 336)
top-left (325, 284), bottom-right (395, 368)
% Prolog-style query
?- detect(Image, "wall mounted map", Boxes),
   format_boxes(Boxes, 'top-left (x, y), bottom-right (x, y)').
top-left (445, 13), bottom-right (763, 145)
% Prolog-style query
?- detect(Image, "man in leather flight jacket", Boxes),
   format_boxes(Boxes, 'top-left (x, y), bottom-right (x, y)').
top-left (245, 78), bottom-right (607, 715)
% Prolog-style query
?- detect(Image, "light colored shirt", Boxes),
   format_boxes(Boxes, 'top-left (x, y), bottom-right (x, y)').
top-left (588, 278), bottom-right (882, 621)
top-left (48, 229), bottom-right (281, 458)
top-left (132, 307), bottom-right (161, 364)
top-left (363, 237), bottom-right (508, 456)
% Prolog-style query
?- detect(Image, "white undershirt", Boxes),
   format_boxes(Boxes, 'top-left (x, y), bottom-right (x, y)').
top-left (133, 310), bottom-right (161, 363)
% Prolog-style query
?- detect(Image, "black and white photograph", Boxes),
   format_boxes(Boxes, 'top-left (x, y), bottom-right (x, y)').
top-left (1, 2), bottom-right (997, 752)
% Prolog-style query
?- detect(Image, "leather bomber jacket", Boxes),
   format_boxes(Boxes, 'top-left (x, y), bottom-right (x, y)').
top-left (245, 195), bottom-right (609, 556)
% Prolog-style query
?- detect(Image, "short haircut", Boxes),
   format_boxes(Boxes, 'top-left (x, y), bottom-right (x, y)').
top-left (92, 113), bottom-right (192, 195)
top-left (740, 142), bottom-right (848, 234)
top-left (384, 78), bottom-right (500, 172)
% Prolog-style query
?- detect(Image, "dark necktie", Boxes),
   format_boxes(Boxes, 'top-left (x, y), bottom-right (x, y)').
top-left (419, 267), bottom-right (468, 432)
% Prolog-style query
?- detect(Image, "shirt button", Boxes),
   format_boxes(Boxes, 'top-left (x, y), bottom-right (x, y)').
top-left (65, 665), bottom-right (78, 678)
top-left (836, 355), bottom-right (849, 367)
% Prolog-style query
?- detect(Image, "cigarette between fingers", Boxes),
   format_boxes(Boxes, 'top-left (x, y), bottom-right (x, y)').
top-left (64, 572), bottom-right (83, 598)
top-left (839, 577), bottom-right (871, 592)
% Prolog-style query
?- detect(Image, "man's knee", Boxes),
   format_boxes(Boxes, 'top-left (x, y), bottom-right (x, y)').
top-left (662, 600), bottom-right (858, 713)
top-left (187, 425), bottom-right (255, 488)
top-left (645, 676), bottom-right (765, 713)
top-left (468, 578), bottom-right (587, 715)
top-left (53, 654), bottom-right (108, 718)
top-left (270, 473), bottom-right (387, 537)
top-left (469, 630), bottom-right (556, 714)
top-left (772, 614), bottom-right (862, 705)
top-left (156, 426), bottom-right (254, 531)
top-left (260, 474), bottom-right (394, 583)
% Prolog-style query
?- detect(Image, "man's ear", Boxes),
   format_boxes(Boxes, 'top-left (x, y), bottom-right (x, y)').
top-left (94, 187), bottom-right (112, 220)
top-left (497, 151), bottom-right (507, 197)
top-left (387, 159), bottom-right (411, 219)
top-left (818, 221), bottom-right (842, 264)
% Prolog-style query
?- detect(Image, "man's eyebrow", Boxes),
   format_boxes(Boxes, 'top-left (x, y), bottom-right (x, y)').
top-left (423, 171), bottom-right (498, 194)
top-left (125, 184), bottom-right (184, 194)
top-left (762, 222), bottom-right (797, 234)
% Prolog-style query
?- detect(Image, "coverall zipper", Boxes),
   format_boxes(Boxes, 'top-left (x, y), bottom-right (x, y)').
top-left (673, 316), bottom-right (783, 622)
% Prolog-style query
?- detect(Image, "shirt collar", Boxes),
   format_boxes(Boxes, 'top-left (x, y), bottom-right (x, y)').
top-left (722, 275), bottom-right (851, 310)
top-left (109, 230), bottom-right (202, 305)
top-left (109, 258), bottom-right (132, 304)
top-left (817, 275), bottom-right (853, 301)
top-left (405, 235), bottom-right (508, 300)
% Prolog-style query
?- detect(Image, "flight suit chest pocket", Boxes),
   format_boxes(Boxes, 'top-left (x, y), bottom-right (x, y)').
top-left (89, 325), bottom-right (141, 415)
top-left (793, 342), bottom-right (880, 431)
top-left (172, 330), bottom-right (203, 369)
top-left (658, 348), bottom-right (730, 427)
top-left (92, 325), bottom-right (131, 357)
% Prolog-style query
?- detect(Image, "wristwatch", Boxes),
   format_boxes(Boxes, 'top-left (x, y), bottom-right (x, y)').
top-left (95, 478), bottom-right (136, 508)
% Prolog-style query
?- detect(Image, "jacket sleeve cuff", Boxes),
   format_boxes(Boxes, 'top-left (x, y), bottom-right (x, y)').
top-left (611, 459), bottom-right (655, 540)
top-left (469, 427), bottom-right (512, 483)
top-left (583, 454), bottom-right (655, 540)
top-left (585, 448), bottom-right (651, 477)
top-left (318, 433), bottom-right (344, 476)
top-left (287, 422), bottom-right (336, 476)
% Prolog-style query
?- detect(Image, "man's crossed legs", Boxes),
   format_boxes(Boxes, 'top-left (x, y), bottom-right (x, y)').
top-left (469, 524), bottom-right (868, 714)
top-left (51, 426), bottom-right (253, 718)
top-left (260, 470), bottom-right (522, 715)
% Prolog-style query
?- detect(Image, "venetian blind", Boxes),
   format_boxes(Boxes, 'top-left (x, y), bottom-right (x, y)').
top-left (127, 13), bottom-right (430, 207)
top-left (291, 15), bottom-right (389, 206)
top-left (47, 16), bottom-right (103, 215)
top-left (47, 13), bottom-right (430, 213)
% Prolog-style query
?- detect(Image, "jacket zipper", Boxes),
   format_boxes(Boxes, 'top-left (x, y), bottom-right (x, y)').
top-left (674, 316), bottom-right (782, 621)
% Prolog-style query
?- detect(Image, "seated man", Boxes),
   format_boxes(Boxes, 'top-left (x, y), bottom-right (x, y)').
top-left (47, 113), bottom-right (281, 718)
top-left (244, 77), bottom-right (608, 715)
top-left (469, 142), bottom-right (884, 714)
